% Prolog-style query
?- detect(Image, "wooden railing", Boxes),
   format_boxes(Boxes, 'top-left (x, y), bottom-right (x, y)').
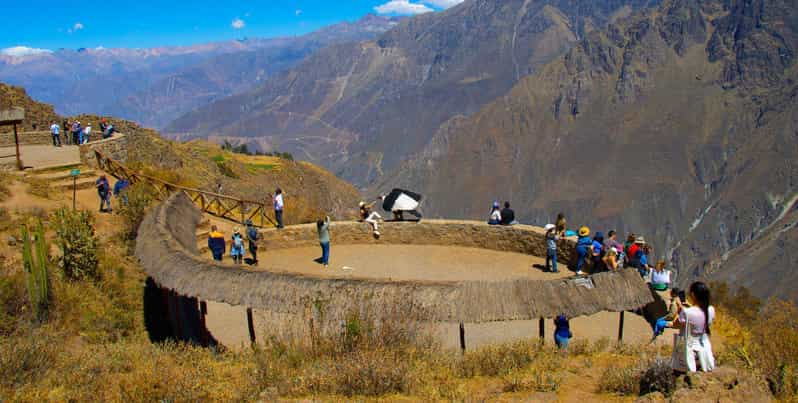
top-left (95, 150), bottom-right (276, 227)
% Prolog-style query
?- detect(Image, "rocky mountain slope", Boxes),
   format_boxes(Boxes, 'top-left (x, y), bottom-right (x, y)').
top-left (165, 0), bottom-right (658, 186)
top-left (0, 15), bottom-right (399, 129)
top-left (381, 0), bottom-right (798, 301)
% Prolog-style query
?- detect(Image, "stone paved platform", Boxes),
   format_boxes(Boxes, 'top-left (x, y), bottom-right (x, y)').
top-left (0, 144), bottom-right (80, 169)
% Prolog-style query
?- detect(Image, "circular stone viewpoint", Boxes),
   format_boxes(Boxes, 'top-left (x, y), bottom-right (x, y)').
top-left (137, 192), bottom-right (657, 348)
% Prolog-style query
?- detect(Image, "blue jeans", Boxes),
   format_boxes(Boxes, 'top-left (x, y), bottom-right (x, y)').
top-left (275, 209), bottom-right (283, 228)
top-left (320, 242), bottom-right (330, 265)
top-left (212, 252), bottom-right (223, 261)
top-left (546, 249), bottom-right (558, 272)
top-left (653, 316), bottom-right (669, 336)
top-left (555, 334), bottom-right (570, 349)
top-left (576, 247), bottom-right (588, 272)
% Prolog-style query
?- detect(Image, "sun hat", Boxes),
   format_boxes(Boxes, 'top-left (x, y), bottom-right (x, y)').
top-left (610, 247), bottom-right (618, 254)
top-left (359, 201), bottom-right (366, 207)
top-left (578, 226), bottom-right (590, 237)
top-left (635, 236), bottom-right (646, 244)
top-left (233, 227), bottom-right (241, 234)
top-left (544, 223), bottom-right (556, 232)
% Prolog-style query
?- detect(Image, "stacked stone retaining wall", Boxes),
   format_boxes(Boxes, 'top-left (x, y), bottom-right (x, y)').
top-left (79, 134), bottom-right (128, 168)
top-left (0, 131), bottom-right (51, 147)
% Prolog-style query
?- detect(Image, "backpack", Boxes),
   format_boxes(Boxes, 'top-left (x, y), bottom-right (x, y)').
top-left (247, 227), bottom-right (258, 241)
top-left (233, 235), bottom-right (244, 248)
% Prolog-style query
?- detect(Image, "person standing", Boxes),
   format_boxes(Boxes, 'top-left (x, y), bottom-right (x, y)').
top-left (317, 215), bottom-right (330, 268)
top-left (555, 213), bottom-right (567, 237)
top-left (554, 314), bottom-right (572, 350)
top-left (592, 232), bottom-right (605, 272)
top-left (246, 220), bottom-right (259, 264)
top-left (62, 119), bottom-right (71, 145)
top-left (604, 230), bottom-right (625, 266)
top-left (95, 175), bottom-right (111, 212)
top-left (83, 123), bottom-right (92, 144)
top-left (273, 188), bottom-right (284, 229)
top-left (49, 121), bottom-right (61, 147)
top-left (113, 178), bottom-right (130, 206)
top-left (575, 226), bottom-right (592, 275)
top-left (207, 225), bottom-right (226, 261)
top-left (500, 202), bottom-right (516, 225)
top-left (71, 121), bottom-right (81, 146)
top-left (544, 223), bottom-right (559, 272)
top-left (230, 228), bottom-right (245, 264)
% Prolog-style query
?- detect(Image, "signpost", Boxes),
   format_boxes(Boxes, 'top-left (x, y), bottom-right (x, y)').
top-left (70, 169), bottom-right (81, 210)
top-left (0, 108), bottom-right (25, 171)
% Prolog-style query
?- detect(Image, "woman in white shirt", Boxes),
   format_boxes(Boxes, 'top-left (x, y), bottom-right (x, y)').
top-left (668, 281), bottom-right (715, 372)
top-left (488, 201), bottom-right (501, 225)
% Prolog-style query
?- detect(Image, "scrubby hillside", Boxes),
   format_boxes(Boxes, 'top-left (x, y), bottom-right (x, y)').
top-left (0, 83), bottom-right (60, 131)
top-left (381, 0), bottom-right (798, 302)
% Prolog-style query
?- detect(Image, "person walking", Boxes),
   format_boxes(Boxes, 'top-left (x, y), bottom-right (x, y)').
top-left (317, 215), bottom-right (331, 268)
top-left (230, 227), bottom-right (245, 264)
top-left (207, 225), bottom-right (226, 261)
top-left (246, 220), bottom-right (259, 264)
top-left (544, 223), bottom-right (559, 272)
top-left (95, 175), bottom-right (112, 212)
top-left (554, 314), bottom-right (573, 350)
top-left (273, 188), bottom-right (284, 229)
top-left (113, 178), bottom-right (130, 206)
top-left (49, 121), bottom-right (61, 147)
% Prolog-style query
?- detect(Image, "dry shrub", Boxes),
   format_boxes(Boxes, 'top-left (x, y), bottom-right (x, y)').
top-left (0, 326), bottom-right (59, 389)
top-left (501, 350), bottom-right (563, 393)
top-left (458, 340), bottom-right (548, 377)
top-left (117, 183), bottom-right (155, 241)
top-left (751, 300), bottom-right (798, 398)
top-left (21, 176), bottom-right (52, 199)
top-left (568, 338), bottom-right (592, 355)
top-left (598, 359), bottom-right (644, 395)
top-left (0, 171), bottom-right (10, 201)
top-left (639, 357), bottom-right (676, 396)
top-left (0, 270), bottom-right (27, 335)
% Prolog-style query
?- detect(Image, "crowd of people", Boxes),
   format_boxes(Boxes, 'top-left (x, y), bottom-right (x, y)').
top-left (49, 118), bottom-right (116, 147)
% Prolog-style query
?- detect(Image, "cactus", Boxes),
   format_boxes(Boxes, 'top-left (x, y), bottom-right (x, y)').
top-left (21, 220), bottom-right (49, 321)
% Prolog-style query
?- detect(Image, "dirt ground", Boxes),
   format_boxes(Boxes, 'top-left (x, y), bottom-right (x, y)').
top-left (250, 244), bottom-right (570, 282)
top-left (0, 144), bottom-right (80, 169)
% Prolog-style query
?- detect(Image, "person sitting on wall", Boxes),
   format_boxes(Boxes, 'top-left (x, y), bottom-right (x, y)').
top-left (500, 201), bottom-right (517, 225)
top-left (488, 201), bottom-right (502, 225)
top-left (603, 247), bottom-right (619, 271)
top-left (359, 200), bottom-right (383, 238)
top-left (651, 260), bottom-right (671, 291)
top-left (207, 225), bottom-right (226, 261)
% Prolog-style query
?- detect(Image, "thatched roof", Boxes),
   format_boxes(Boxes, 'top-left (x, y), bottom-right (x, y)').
top-left (136, 192), bottom-right (653, 323)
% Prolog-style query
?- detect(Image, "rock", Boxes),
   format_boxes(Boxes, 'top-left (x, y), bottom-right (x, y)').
top-left (669, 367), bottom-right (772, 403)
top-left (7, 235), bottom-right (17, 246)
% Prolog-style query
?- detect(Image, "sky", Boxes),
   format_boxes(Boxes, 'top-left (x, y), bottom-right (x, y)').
top-left (1, 0), bottom-right (463, 53)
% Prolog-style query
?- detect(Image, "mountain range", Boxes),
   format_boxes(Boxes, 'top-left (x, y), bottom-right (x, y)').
top-left (0, 14), bottom-right (400, 129)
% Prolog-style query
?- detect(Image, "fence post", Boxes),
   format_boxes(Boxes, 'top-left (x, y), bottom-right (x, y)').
top-left (246, 307), bottom-right (256, 345)
top-left (618, 311), bottom-right (625, 342)
top-left (459, 321), bottom-right (466, 353)
top-left (240, 201), bottom-right (245, 224)
top-left (539, 317), bottom-right (545, 343)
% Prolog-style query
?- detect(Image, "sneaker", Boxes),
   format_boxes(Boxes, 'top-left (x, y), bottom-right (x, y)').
top-left (324, 264), bottom-right (329, 269)
top-left (576, 270), bottom-right (583, 275)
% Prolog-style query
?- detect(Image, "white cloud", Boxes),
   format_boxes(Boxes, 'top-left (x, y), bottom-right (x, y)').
top-left (73, 22), bottom-right (84, 31)
top-left (423, 0), bottom-right (464, 8)
top-left (295, 9), bottom-right (302, 16)
top-left (374, 0), bottom-right (433, 15)
top-left (1, 46), bottom-right (53, 57)
top-left (231, 18), bottom-right (245, 29)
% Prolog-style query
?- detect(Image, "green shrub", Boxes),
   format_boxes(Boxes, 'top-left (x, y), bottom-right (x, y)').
top-left (21, 221), bottom-right (49, 322)
top-left (117, 183), bottom-right (155, 241)
top-left (51, 207), bottom-right (99, 281)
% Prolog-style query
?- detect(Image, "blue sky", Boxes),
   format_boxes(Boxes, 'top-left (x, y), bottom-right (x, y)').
top-left (1, 0), bottom-right (462, 51)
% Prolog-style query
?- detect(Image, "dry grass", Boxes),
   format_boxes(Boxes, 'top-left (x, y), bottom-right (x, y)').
top-left (19, 176), bottom-right (52, 199)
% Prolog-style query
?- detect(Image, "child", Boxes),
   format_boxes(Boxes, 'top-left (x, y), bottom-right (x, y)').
top-left (230, 227), bottom-right (245, 264)
top-left (317, 216), bottom-right (331, 268)
top-left (653, 288), bottom-right (682, 338)
top-left (544, 224), bottom-right (559, 272)
top-left (554, 314), bottom-right (572, 350)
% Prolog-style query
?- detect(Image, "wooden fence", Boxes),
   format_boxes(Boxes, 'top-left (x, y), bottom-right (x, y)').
top-left (95, 150), bottom-right (276, 227)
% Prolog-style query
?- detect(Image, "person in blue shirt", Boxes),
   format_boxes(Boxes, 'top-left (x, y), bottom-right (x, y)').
top-left (207, 226), bottom-right (226, 261)
top-left (592, 232), bottom-right (605, 272)
top-left (554, 314), bottom-right (572, 349)
top-left (575, 226), bottom-right (592, 275)
top-left (113, 179), bottom-right (130, 206)
top-left (230, 227), bottom-right (245, 264)
top-left (246, 220), bottom-right (259, 264)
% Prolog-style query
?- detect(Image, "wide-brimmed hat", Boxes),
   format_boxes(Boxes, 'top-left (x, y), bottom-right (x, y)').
top-left (578, 226), bottom-right (590, 236)
top-left (544, 223), bottom-right (555, 232)
top-left (359, 201), bottom-right (366, 207)
top-left (635, 236), bottom-right (646, 244)
top-left (233, 227), bottom-right (241, 234)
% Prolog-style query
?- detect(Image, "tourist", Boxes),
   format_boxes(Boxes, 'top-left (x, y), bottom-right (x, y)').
top-left (99, 119), bottom-right (107, 134)
top-left (555, 213), bottom-right (567, 237)
top-left (638, 244), bottom-right (653, 278)
top-left (554, 314), bottom-right (572, 350)
top-left (544, 223), bottom-right (558, 272)
top-left (604, 230), bottom-right (624, 265)
top-left (669, 282), bottom-right (715, 372)
top-left (207, 225), bottom-right (225, 261)
top-left (82, 123), bottom-right (92, 144)
top-left (317, 215), bottom-right (331, 268)
top-left (653, 287), bottom-right (682, 339)
top-left (359, 200), bottom-right (383, 237)
top-left (488, 202), bottom-right (501, 225)
top-left (623, 233), bottom-right (636, 265)
top-left (230, 227), bottom-right (245, 264)
top-left (651, 261), bottom-right (671, 291)
top-left (246, 220), bottom-right (259, 264)
top-left (592, 232), bottom-right (605, 272)
top-left (500, 201), bottom-right (516, 225)
top-left (627, 236), bottom-right (644, 268)
top-left (273, 188), bottom-right (284, 229)
top-left (62, 119), bottom-right (70, 145)
top-left (113, 178), bottom-right (130, 206)
top-left (575, 227), bottom-right (592, 275)
top-left (49, 121), bottom-right (61, 147)
top-left (103, 123), bottom-right (115, 139)
top-left (603, 247), bottom-right (619, 271)
top-left (71, 121), bottom-right (81, 145)
top-left (95, 175), bottom-right (111, 212)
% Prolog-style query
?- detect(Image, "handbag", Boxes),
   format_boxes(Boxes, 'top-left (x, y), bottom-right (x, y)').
top-left (671, 317), bottom-right (690, 372)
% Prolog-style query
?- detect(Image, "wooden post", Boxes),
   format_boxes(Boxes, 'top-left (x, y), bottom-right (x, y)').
top-left (539, 317), bottom-right (545, 342)
top-left (13, 123), bottom-right (22, 170)
top-left (618, 311), bottom-right (625, 342)
top-left (246, 307), bottom-right (256, 345)
top-left (240, 202), bottom-right (245, 225)
top-left (459, 322), bottom-right (466, 353)
top-left (199, 300), bottom-right (209, 347)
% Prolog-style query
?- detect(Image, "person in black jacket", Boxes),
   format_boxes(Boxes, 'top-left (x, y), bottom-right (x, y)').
top-left (500, 201), bottom-right (516, 225)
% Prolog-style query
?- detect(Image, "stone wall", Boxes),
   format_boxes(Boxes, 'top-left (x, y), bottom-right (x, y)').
top-left (257, 220), bottom-right (576, 264)
top-left (136, 192), bottom-right (653, 329)
top-left (79, 134), bottom-right (128, 168)
top-left (0, 131), bottom-right (51, 147)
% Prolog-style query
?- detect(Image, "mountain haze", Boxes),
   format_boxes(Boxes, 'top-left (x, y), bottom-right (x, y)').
top-left (165, 0), bottom-right (659, 185)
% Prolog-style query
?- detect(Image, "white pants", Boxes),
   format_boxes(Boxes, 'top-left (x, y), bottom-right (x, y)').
top-left (365, 212), bottom-right (382, 231)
